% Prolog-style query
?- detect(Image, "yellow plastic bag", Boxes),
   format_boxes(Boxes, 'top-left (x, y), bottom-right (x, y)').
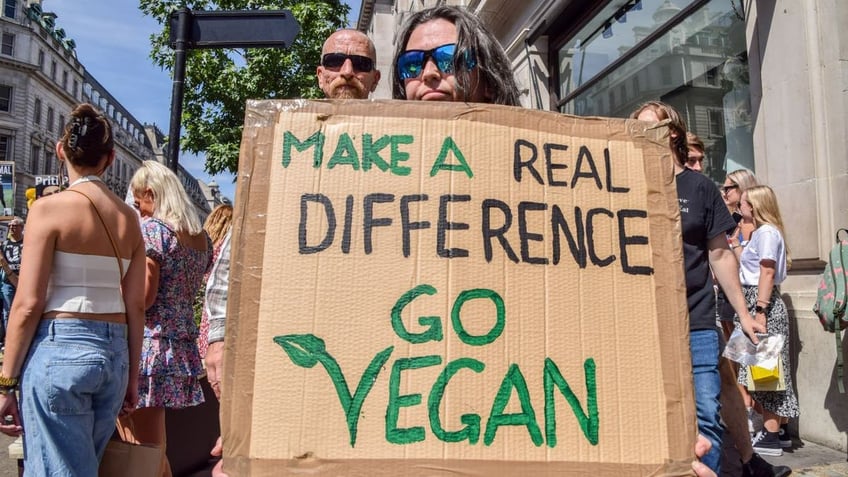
top-left (746, 358), bottom-right (785, 391)
top-left (750, 364), bottom-right (780, 383)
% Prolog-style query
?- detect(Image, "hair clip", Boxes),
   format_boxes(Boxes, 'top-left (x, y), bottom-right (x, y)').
top-left (68, 117), bottom-right (81, 149)
top-left (68, 117), bottom-right (94, 149)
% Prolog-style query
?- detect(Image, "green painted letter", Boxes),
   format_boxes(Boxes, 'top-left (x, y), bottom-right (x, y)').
top-left (430, 137), bottom-right (473, 178)
top-left (273, 334), bottom-right (393, 447)
top-left (451, 289), bottom-right (505, 346)
top-left (390, 135), bottom-right (414, 176)
top-left (429, 358), bottom-right (485, 444)
top-left (327, 133), bottom-right (360, 170)
top-left (391, 285), bottom-right (443, 344)
top-left (484, 363), bottom-right (543, 446)
top-left (362, 134), bottom-right (391, 172)
top-left (282, 130), bottom-right (325, 168)
top-left (386, 356), bottom-right (442, 444)
top-left (544, 357), bottom-right (598, 447)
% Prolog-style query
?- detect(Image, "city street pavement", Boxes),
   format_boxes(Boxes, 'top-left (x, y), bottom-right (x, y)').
top-left (0, 432), bottom-right (842, 476)
top-left (0, 417), bottom-right (843, 476)
top-left (0, 432), bottom-right (18, 477)
top-left (767, 438), bottom-right (848, 476)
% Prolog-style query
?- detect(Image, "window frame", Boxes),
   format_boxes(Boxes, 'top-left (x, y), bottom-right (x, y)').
top-left (3, 0), bottom-right (15, 20)
top-left (0, 135), bottom-right (10, 162)
top-left (0, 85), bottom-right (11, 112)
top-left (1, 32), bottom-right (14, 56)
top-left (29, 143), bottom-right (39, 174)
top-left (553, 0), bottom-right (710, 109)
top-left (33, 97), bottom-right (41, 125)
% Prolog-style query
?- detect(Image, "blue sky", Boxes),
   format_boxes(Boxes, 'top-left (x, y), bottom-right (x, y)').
top-left (44, 0), bottom-right (361, 203)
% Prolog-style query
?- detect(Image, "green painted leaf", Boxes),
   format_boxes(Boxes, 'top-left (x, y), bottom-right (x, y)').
top-left (273, 334), bottom-right (327, 368)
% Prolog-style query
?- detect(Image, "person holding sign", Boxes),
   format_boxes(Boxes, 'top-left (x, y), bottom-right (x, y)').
top-left (389, 8), bottom-right (720, 473)
top-left (631, 101), bottom-right (766, 475)
top-left (317, 29), bottom-right (382, 99)
top-left (391, 5), bottom-right (520, 105)
top-left (0, 104), bottom-right (146, 475)
top-left (0, 217), bottom-right (23, 345)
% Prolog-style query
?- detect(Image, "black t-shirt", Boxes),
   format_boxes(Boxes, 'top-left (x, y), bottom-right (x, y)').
top-left (676, 169), bottom-right (736, 330)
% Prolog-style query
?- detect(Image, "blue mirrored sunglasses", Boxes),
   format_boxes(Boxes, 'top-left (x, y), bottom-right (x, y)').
top-left (396, 43), bottom-right (477, 81)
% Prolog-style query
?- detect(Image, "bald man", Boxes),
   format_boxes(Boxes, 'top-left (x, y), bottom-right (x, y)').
top-left (317, 29), bottom-right (381, 99)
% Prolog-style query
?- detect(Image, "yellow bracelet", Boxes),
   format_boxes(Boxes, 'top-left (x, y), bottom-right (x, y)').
top-left (0, 375), bottom-right (18, 387)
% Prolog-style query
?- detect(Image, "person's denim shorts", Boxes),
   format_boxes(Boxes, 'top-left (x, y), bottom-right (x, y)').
top-left (20, 318), bottom-right (129, 476)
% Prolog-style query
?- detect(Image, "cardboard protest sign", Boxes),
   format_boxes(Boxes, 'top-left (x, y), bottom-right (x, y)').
top-left (222, 99), bottom-right (696, 476)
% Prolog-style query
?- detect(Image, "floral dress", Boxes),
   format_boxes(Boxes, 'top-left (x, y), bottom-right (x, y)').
top-left (196, 240), bottom-right (223, 359)
top-left (138, 218), bottom-right (212, 409)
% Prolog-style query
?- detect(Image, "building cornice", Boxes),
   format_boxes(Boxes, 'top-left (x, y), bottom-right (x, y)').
top-left (357, 0), bottom-right (377, 33)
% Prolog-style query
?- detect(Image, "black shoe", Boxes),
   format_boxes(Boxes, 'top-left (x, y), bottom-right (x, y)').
top-left (778, 424), bottom-right (792, 448)
top-left (743, 453), bottom-right (792, 477)
top-left (752, 430), bottom-right (783, 456)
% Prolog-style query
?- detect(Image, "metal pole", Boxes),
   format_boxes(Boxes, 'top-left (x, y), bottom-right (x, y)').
top-left (167, 8), bottom-right (191, 171)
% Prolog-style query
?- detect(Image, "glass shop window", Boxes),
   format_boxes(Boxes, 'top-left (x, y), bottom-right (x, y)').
top-left (556, 0), bottom-right (755, 182)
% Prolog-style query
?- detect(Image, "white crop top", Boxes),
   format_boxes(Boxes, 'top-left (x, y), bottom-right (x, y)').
top-left (44, 251), bottom-right (130, 314)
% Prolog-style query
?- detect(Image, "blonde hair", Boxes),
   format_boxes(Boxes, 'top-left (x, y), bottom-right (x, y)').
top-left (130, 161), bottom-right (202, 235)
top-left (204, 204), bottom-right (233, 246)
top-left (745, 185), bottom-right (792, 268)
top-left (726, 169), bottom-right (758, 191)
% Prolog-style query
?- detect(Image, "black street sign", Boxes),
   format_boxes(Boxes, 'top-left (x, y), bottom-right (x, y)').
top-left (168, 10), bottom-right (300, 49)
top-left (166, 9), bottom-right (301, 171)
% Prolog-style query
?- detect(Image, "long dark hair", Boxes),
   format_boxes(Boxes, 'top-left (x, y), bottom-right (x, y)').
top-left (391, 6), bottom-right (520, 106)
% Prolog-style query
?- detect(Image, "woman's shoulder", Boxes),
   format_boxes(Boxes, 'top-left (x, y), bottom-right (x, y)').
top-left (142, 217), bottom-right (175, 234)
top-left (753, 224), bottom-right (784, 244)
top-left (756, 223), bottom-right (781, 236)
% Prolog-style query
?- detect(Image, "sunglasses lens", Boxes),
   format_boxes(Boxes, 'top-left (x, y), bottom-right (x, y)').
top-left (322, 53), bottom-right (345, 69)
top-left (397, 51), bottom-right (425, 80)
top-left (351, 56), bottom-right (374, 72)
top-left (323, 53), bottom-right (374, 72)
top-left (433, 44), bottom-right (457, 73)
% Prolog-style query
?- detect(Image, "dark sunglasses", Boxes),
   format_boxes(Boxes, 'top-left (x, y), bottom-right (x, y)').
top-left (321, 53), bottom-right (374, 73)
top-left (396, 43), bottom-right (476, 81)
top-left (721, 184), bottom-right (739, 194)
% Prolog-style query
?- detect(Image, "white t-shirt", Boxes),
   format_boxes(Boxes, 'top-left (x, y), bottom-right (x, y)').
top-left (738, 223), bottom-right (787, 286)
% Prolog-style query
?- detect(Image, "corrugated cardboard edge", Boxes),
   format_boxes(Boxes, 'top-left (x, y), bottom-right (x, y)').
top-left (221, 99), bottom-right (696, 476)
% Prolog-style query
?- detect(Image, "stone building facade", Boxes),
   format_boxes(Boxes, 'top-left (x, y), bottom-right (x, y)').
top-left (0, 0), bottom-right (217, 219)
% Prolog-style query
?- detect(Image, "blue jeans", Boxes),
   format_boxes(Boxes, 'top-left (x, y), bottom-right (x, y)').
top-left (690, 328), bottom-right (723, 474)
top-left (20, 319), bottom-right (129, 476)
top-left (0, 281), bottom-right (14, 342)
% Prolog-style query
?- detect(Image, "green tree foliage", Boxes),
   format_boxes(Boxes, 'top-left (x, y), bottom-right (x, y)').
top-left (140, 0), bottom-right (350, 174)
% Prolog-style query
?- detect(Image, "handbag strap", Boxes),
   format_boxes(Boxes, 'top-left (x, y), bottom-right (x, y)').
top-left (65, 189), bottom-right (124, 277)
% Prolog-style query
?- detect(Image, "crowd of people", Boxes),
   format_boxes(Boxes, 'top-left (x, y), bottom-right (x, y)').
top-left (0, 5), bottom-right (800, 477)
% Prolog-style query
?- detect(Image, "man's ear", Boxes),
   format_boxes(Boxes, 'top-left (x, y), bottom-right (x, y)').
top-left (371, 70), bottom-right (382, 92)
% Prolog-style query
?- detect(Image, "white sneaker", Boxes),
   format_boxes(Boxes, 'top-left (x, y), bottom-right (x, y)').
top-left (747, 408), bottom-right (764, 437)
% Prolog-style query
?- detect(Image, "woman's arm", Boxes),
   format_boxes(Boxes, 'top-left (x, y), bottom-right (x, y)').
top-left (755, 259), bottom-right (777, 323)
top-left (144, 257), bottom-right (160, 310)
top-left (122, 227), bottom-right (147, 413)
top-left (708, 234), bottom-right (765, 341)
